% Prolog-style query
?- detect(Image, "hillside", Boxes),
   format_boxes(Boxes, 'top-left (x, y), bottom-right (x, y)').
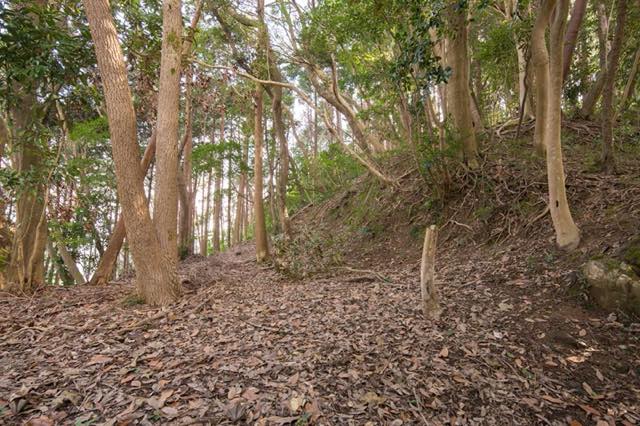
top-left (2, 124), bottom-right (639, 425)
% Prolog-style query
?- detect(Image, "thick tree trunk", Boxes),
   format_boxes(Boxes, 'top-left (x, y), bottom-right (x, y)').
top-left (153, 0), bottom-right (182, 263)
top-left (88, 133), bottom-right (156, 286)
top-left (83, 0), bottom-right (179, 305)
top-left (561, 0), bottom-right (588, 81)
top-left (601, 0), bottom-right (628, 173)
top-left (5, 88), bottom-right (47, 292)
top-left (532, 0), bottom-right (580, 250)
top-left (446, 2), bottom-right (479, 168)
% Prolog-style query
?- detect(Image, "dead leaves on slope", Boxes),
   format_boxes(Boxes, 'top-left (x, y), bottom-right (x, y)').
top-left (0, 242), bottom-right (638, 425)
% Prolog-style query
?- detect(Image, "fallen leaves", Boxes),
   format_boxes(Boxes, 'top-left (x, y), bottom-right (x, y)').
top-left (0, 243), bottom-right (638, 425)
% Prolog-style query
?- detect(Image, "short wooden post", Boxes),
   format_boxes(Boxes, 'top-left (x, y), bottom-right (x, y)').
top-left (421, 225), bottom-right (441, 319)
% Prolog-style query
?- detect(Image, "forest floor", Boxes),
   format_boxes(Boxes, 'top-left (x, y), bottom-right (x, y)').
top-left (2, 125), bottom-right (640, 425)
top-left (1, 239), bottom-right (639, 425)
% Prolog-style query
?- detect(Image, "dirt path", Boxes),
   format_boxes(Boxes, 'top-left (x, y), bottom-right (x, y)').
top-left (1, 242), bottom-right (638, 425)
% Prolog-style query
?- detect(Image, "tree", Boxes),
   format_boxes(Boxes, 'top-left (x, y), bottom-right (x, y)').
top-left (531, 0), bottom-right (580, 250)
top-left (153, 0), bottom-right (182, 263)
top-left (446, 0), bottom-right (480, 168)
top-left (561, 0), bottom-right (588, 82)
top-left (83, 0), bottom-right (179, 305)
top-left (601, 0), bottom-right (628, 173)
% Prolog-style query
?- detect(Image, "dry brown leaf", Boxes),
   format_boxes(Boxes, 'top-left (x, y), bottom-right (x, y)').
top-left (541, 395), bottom-right (565, 405)
top-left (88, 354), bottom-right (113, 365)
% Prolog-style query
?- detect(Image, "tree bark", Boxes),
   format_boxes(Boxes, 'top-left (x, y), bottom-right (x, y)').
top-left (561, 0), bottom-right (588, 81)
top-left (421, 225), bottom-right (441, 319)
top-left (616, 47), bottom-right (640, 117)
top-left (88, 133), bottom-right (156, 286)
top-left (5, 86), bottom-right (47, 292)
top-left (54, 240), bottom-right (85, 285)
top-left (179, 68), bottom-right (194, 256)
top-left (601, 0), bottom-right (628, 172)
top-left (212, 113), bottom-right (223, 252)
top-left (83, 0), bottom-right (179, 304)
top-left (532, 0), bottom-right (580, 250)
top-left (253, 84), bottom-right (270, 262)
top-left (446, 1), bottom-right (479, 168)
top-left (201, 171), bottom-right (212, 255)
top-left (153, 0), bottom-right (182, 263)
top-left (579, 0), bottom-right (609, 118)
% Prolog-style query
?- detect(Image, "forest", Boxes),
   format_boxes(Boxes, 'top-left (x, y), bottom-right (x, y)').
top-left (0, 0), bottom-right (639, 424)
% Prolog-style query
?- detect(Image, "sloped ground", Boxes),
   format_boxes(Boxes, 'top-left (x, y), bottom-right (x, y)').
top-left (2, 126), bottom-right (640, 425)
top-left (1, 237), bottom-right (638, 425)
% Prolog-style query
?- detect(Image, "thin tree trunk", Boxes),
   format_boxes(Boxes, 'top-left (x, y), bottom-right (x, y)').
top-left (227, 155), bottom-right (232, 249)
top-left (201, 171), bottom-right (212, 255)
top-left (616, 47), bottom-right (640, 117)
top-left (55, 240), bottom-right (85, 285)
top-left (253, 51), bottom-right (269, 262)
top-left (579, 0), bottom-right (610, 118)
top-left (179, 67), bottom-right (194, 256)
top-left (212, 113), bottom-right (223, 252)
top-left (83, 0), bottom-right (179, 305)
top-left (561, 0), bottom-right (588, 81)
top-left (532, 0), bottom-right (580, 250)
top-left (601, 0), bottom-right (628, 172)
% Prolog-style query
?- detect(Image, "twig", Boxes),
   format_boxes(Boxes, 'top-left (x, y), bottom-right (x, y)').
top-left (526, 205), bottom-right (550, 228)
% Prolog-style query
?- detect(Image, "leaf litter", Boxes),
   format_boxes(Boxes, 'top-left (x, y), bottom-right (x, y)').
top-left (0, 242), bottom-right (638, 425)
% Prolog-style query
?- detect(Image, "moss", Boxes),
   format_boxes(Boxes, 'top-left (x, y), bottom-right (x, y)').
top-left (122, 293), bottom-right (145, 307)
top-left (474, 205), bottom-right (494, 222)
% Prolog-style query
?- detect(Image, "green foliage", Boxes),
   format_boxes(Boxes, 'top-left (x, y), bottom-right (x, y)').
top-left (296, 143), bottom-right (364, 204)
top-left (0, 1), bottom-right (94, 103)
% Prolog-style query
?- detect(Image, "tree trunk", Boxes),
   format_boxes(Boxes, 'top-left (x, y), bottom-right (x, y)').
top-left (88, 132), bottom-right (156, 286)
top-left (504, 0), bottom-right (533, 117)
top-left (83, 0), bottom-right (179, 305)
top-left (579, 0), bottom-right (609, 118)
top-left (421, 225), bottom-right (441, 319)
top-left (212, 113), bottom-right (223, 252)
top-left (253, 82), bottom-right (270, 262)
top-left (616, 47), bottom-right (640, 118)
top-left (446, 1), bottom-right (479, 168)
top-left (532, 0), bottom-right (580, 250)
top-left (153, 0), bottom-right (182, 263)
top-left (561, 0), bottom-right (588, 81)
top-left (179, 67), bottom-right (194, 256)
top-left (601, 0), bottom-right (628, 173)
top-left (4, 86), bottom-right (47, 292)
top-left (55, 240), bottom-right (85, 285)
top-left (233, 137), bottom-right (248, 245)
top-left (201, 171), bottom-right (212, 255)
top-left (272, 86), bottom-right (291, 238)
top-left (532, 1), bottom-right (552, 156)
top-left (227, 155), bottom-right (232, 249)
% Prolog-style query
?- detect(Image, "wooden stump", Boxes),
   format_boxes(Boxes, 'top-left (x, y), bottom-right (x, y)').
top-left (421, 225), bottom-right (441, 319)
